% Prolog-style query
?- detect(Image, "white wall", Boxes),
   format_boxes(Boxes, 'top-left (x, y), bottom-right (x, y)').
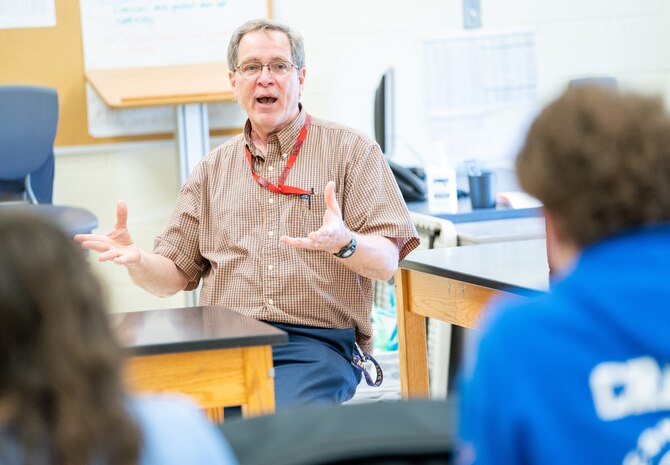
top-left (280, 0), bottom-right (670, 166)
top-left (54, 0), bottom-right (670, 313)
top-left (55, 141), bottom-right (188, 311)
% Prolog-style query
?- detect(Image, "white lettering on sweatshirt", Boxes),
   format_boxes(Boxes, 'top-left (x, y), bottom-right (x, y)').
top-left (590, 356), bottom-right (670, 421)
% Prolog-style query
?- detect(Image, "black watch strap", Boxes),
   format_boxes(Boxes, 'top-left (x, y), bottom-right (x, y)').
top-left (333, 235), bottom-right (357, 259)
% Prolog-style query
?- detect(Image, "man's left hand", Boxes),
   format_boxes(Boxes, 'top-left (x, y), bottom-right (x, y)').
top-left (280, 180), bottom-right (351, 254)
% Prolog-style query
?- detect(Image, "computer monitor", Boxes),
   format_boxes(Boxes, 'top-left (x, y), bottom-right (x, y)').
top-left (374, 68), bottom-right (395, 157)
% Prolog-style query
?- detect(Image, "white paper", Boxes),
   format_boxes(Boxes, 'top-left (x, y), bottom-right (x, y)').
top-left (424, 30), bottom-right (538, 166)
top-left (85, 86), bottom-right (248, 138)
top-left (85, 85), bottom-right (175, 137)
top-left (80, 0), bottom-right (267, 137)
top-left (0, 0), bottom-right (56, 29)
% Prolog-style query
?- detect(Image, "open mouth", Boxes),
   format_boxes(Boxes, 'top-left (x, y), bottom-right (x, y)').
top-left (257, 97), bottom-right (277, 105)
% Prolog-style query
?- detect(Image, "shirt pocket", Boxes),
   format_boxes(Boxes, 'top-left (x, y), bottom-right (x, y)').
top-left (286, 193), bottom-right (326, 237)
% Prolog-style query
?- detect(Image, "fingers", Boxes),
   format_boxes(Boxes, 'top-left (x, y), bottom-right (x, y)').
top-left (98, 249), bottom-right (120, 262)
top-left (98, 249), bottom-right (127, 263)
top-left (74, 234), bottom-right (114, 254)
top-left (115, 200), bottom-right (129, 230)
top-left (279, 183), bottom-right (346, 253)
top-left (321, 181), bottom-right (344, 235)
top-left (98, 245), bottom-right (140, 264)
top-left (74, 233), bottom-right (92, 244)
top-left (280, 233), bottom-right (332, 252)
top-left (77, 238), bottom-right (120, 262)
top-left (279, 235), bottom-right (318, 249)
top-left (79, 240), bottom-right (113, 253)
top-left (323, 181), bottom-right (341, 217)
top-left (75, 233), bottom-right (111, 242)
top-left (307, 231), bottom-right (324, 244)
top-left (74, 233), bottom-right (127, 263)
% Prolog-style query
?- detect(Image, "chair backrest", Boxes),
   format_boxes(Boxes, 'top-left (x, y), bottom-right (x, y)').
top-left (220, 399), bottom-right (454, 465)
top-left (568, 76), bottom-right (618, 89)
top-left (0, 85), bottom-right (58, 203)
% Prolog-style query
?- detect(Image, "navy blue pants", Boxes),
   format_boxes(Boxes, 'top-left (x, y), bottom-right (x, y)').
top-left (269, 323), bottom-right (362, 409)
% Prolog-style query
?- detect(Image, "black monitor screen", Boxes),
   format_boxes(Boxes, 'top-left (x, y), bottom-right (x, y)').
top-left (374, 68), bottom-right (395, 157)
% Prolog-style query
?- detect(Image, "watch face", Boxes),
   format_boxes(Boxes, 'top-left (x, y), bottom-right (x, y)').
top-left (335, 236), bottom-right (356, 258)
top-left (339, 247), bottom-right (355, 258)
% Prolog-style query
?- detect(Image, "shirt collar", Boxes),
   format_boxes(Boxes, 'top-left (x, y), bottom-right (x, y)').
top-left (243, 104), bottom-right (306, 158)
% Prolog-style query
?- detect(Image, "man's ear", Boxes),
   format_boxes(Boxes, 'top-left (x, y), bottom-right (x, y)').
top-left (229, 70), bottom-right (237, 100)
top-left (298, 68), bottom-right (306, 96)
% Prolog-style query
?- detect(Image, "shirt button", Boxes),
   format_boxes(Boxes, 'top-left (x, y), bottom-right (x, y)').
top-left (268, 298), bottom-right (274, 305)
top-left (269, 198), bottom-right (274, 204)
top-left (282, 153), bottom-right (288, 159)
top-left (268, 231), bottom-right (274, 237)
top-left (268, 165), bottom-right (274, 172)
top-left (268, 264), bottom-right (273, 271)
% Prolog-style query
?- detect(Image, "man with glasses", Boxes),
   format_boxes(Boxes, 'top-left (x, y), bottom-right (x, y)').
top-left (76, 19), bottom-right (419, 407)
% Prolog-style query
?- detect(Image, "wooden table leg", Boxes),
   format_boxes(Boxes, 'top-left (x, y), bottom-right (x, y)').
top-left (241, 345), bottom-right (275, 417)
top-left (395, 266), bottom-right (509, 400)
top-left (395, 268), bottom-right (430, 399)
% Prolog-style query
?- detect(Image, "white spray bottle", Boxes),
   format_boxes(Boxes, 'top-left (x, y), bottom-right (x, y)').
top-left (426, 142), bottom-right (458, 214)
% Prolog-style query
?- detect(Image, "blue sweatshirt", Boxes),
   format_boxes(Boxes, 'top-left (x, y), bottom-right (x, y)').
top-left (457, 224), bottom-right (670, 465)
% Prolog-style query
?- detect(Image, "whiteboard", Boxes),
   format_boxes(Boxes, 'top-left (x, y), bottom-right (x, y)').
top-left (80, 0), bottom-right (269, 137)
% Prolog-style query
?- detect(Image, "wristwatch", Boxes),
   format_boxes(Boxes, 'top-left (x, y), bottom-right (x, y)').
top-left (333, 234), bottom-right (357, 259)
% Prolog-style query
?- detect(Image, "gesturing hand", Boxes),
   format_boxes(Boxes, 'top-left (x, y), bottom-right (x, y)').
top-left (280, 181), bottom-right (351, 254)
top-left (74, 200), bottom-right (142, 265)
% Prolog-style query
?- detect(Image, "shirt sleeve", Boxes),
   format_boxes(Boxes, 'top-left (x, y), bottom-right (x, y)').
top-left (153, 162), bottom-right (209, 291)
top-left (341, 143), bottom-right (419, 260)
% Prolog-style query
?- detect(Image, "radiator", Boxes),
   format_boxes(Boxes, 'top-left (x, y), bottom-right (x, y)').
top-left (373, 211), bottom-right (457, 399)
top-left (409, 211), bottom-right (457, 399)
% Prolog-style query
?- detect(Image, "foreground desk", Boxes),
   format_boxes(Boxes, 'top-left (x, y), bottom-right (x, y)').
top-left (113, 305), bottom-right (288, 422)
top-left (86, 63), bottom-right (234, 184)
top-left (394, 239), bottom-right (550, 398)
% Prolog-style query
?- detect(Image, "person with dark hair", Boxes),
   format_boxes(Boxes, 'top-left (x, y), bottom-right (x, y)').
top-left (0, 211), bottom-right (238, 465)
top-left (457, 85), bottom-right (670, 464)
top-left (75, 19), bottom-right (419, 407)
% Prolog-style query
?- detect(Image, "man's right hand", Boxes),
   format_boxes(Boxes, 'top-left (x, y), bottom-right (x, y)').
top-left (74, 200), bottom-right (141, 265)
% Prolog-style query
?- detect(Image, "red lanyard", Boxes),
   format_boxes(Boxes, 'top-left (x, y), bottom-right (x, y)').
top-left (245, 114), bottom-right (312, 196)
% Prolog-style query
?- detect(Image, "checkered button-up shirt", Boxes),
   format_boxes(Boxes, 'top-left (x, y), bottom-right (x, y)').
top-left (154, 109), bottom-right (419, 352)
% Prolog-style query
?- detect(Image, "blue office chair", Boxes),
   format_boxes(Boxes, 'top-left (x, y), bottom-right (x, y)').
top-left (0, 86), bottom-right (98, 235)
top-left (568, 76), bottom-right (618, 90)
top-left (0, 85), bottom-right (58, 204)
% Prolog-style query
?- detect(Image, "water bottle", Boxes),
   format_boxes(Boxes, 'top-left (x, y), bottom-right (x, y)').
top-left (426, 142), bottom-right (458, 214)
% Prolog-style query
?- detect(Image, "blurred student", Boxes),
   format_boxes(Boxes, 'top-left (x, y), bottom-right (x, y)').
top-left (457, 85), bottom-right (670, 464)
top-left (0, 211), bottom-right (238, 465)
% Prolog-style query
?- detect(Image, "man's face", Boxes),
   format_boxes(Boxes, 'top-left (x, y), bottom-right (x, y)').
top-left (229, 29), bottom-right (305, 136)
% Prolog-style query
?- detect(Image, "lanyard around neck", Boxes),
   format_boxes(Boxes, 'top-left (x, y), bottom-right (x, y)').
top-left (245, 114), bottom-right (312, 196)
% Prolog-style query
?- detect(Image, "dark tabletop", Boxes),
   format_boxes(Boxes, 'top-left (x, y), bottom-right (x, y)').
top-left (407, 198), bottom-right (543, 223)
top-left (0, 203), bottom-right (98, 234)
top-left (112, 306), bottom-right (289, 356)
top-left (400, 239), bottom-right (550, 296)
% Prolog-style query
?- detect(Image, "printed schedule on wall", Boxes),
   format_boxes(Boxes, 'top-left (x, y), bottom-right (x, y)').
top-left (423, 30), bottom-right (538, 166)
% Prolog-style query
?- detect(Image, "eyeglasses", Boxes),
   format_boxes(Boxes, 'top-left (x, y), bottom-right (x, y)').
top-left (235, 61), bottom-right (297, 78)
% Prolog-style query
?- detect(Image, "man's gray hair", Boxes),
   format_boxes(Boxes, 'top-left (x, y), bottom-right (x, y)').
top-left (227, 19), bottom-right (305, 71)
